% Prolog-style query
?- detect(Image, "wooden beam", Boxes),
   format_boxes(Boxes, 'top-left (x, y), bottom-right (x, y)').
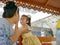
top-left (45, 0), bottom-right (50, 6)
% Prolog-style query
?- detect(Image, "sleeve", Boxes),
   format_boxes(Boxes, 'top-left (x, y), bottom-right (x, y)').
top-left (0, 24), bottom-right (7, 45)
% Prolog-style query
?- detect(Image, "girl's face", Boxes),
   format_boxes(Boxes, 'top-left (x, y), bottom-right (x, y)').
top-left (20, 16), bottom-right (28, 25)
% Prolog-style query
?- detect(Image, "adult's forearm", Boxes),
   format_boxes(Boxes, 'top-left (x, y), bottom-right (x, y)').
top-left (10, 30), bottom-right (21, 44)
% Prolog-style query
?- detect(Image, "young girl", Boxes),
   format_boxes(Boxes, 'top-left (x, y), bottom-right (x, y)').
top-left (20, 15), bottom-right (41, 45)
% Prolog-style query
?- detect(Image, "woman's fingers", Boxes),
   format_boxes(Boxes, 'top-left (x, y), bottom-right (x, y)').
top-left (19, 28), bottom-right (30, 35)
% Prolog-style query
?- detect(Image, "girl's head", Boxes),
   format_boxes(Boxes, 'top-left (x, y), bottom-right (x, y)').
top-left (20, 15), bottom-right (31, 26)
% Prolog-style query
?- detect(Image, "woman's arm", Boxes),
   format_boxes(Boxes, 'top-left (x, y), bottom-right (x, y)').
top-left (10, 23), bottom-right (29, 44)
top-left (10, 29), bottom-right (21, 44)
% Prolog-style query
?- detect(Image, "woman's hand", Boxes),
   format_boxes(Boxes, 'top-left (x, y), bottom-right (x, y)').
top-left (19, 27), bottom-right (30, 35)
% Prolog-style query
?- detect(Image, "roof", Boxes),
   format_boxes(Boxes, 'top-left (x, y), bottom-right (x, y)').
top-left (16, 0), bottom-right (60, 15)
top-left (1, 0), bottom-right (60, 15)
